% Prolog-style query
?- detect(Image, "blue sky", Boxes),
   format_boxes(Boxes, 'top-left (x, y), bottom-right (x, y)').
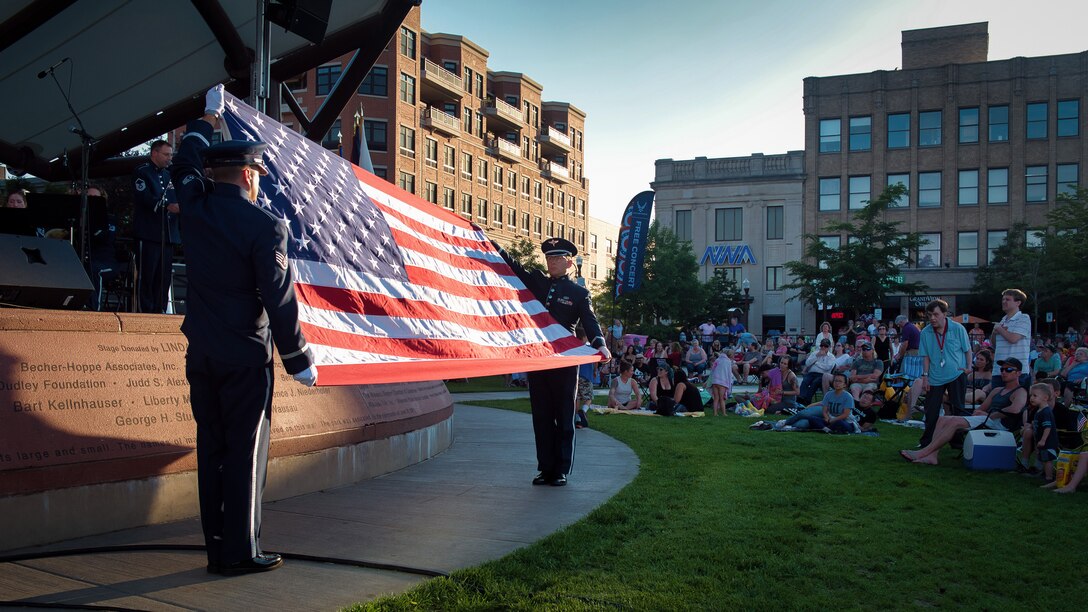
top-left (421, 0), bottom-right (1088, 223)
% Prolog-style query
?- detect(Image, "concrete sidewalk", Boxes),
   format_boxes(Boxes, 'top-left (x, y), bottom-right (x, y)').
top-left (0, 398), bottom-right (639, 611)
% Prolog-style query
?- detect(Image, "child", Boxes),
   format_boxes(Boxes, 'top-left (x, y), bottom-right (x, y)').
top-left (1022, 382), bottom-right (1059, 482)
top-left (816, 372), bottom-right (857, 433)
top-left (706, 350), bottom-right (735, 416)
top-left (576, 359), bottom-right (595, 429)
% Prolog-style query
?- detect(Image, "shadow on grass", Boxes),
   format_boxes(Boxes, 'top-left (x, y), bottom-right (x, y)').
top-left (351, 400), bottom-right (1085, 610)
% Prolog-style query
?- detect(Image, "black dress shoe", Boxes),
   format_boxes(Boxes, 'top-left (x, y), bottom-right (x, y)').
top-left (206, 562), bottom-right (221, 575)
top-left (220, 553), bottom-right (283, 575)
top-left (532, 472), bottom-right (553, 485)
top-left (550, 474), bottom-right (567, 486)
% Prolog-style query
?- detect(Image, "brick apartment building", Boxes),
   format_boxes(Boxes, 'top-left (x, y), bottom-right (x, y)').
top-left (804, 22), bottom-right (1087, 320)
top-left (277, 7), bottom-right (591, 259)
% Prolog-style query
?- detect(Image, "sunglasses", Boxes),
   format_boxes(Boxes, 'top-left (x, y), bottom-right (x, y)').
top-left (1001, 367), bottom-right (1020, 373)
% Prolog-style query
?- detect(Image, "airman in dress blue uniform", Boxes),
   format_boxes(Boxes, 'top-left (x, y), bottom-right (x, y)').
top-left (496, 237), bottom-right (610, 486)
top-left (132, 141), bottom-right (180, 313)
top-left (172, 85), bottom-right (318, 575)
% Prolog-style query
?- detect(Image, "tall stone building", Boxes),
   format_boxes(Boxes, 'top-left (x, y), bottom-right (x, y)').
top-left (277, 6), bottom-right (590, 255)
top-left (804, 22), bottom-right (1087, 320)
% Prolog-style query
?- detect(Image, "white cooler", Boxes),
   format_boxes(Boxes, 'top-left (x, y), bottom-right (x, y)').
top-left (963, 429), bottom-right (1017, 471)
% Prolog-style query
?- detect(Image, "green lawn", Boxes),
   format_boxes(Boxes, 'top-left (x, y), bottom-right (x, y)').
top-left (443, 376), bottom-right (518, 393)
top-left (353, 400), bottom-right (1085, 610)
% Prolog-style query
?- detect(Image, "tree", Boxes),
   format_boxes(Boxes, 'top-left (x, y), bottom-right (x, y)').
top-left (973, 188), bottom-right (1088, 329)
top-left (696, 270), bottom-right (742, 325)
top-left (780, 184), bottom-right (928, 317)
top-left (503, 237), bottom-right (544, 273)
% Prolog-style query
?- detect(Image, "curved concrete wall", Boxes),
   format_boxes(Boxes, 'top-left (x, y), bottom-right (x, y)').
top-left (0, 310), bottom-right (452, 550)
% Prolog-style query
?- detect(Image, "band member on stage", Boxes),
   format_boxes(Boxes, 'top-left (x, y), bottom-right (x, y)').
top-left (495, 236), bottom-right (610, 486)
top-left (173, 85), bottom-right (317, 575)
top-left (132, 139), bottom-right (180, 313)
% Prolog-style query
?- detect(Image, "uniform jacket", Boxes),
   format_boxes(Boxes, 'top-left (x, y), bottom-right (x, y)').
top-left (132, 161), bottom-right (180, 243)
top-left (498, 249), bottom-right (605, 349)
top-left (170, 120), bottom-right (312, 374)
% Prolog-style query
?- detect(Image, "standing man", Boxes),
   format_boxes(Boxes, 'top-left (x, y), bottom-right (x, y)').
top-left (991, 288), bottom-right (1031, 389)
top-left (915, 300), bottom-right (972, 447)
top-left (133, 139), bottom-right (181, 313)
top-left (173, 86), bottom-right (318, 575)
top-left (496, 236), bottom-right (610, 486)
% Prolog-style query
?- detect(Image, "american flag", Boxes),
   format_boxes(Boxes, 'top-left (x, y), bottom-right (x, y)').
top-left (218, 93), bottom-right (600, 385)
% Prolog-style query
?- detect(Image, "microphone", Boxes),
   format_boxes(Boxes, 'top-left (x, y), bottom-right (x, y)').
top-left (37, 57), bottom-right (69, 79)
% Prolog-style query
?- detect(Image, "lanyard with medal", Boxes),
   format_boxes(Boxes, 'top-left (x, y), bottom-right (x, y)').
top-left (935, 325), bottom-right (947, 368)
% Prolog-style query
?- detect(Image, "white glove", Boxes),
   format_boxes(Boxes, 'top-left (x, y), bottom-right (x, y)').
top-left (205, 84), bottom-right (225, 116)
top-left (597, 346), bottom-right (612, 361)
top-left (292, 365), bottom-right (318, 387)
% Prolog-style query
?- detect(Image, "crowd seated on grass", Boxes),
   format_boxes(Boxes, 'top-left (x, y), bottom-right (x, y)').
top-left (900, 357), bottom-right (1027, 466)
top-left (766, 372), bottom-right (856, 432)
top-left (1059, 347), bottom-right (1088, 405)
top-left (799, 339), bottom-right (836, 405)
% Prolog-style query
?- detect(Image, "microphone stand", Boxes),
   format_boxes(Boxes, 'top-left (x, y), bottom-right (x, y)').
top-left (45, 65), bottom-right (96, 272)
top-left (157, 186), bottom-right (170, 314)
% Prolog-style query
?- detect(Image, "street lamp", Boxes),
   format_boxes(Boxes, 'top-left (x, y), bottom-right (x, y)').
top-left (741, 278), bottom-right (752, 329)
top-left (575, 255), bottom-right (585, 287)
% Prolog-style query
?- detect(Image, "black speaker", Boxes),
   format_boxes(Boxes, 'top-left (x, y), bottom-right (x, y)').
top-left (268, 0), bottom-right (332, 44)
top-left (0, 234), bottom-right (93, 309)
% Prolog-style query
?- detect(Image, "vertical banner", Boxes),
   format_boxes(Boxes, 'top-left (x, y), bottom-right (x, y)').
top-left (614, 190), bottom-right (655, 299)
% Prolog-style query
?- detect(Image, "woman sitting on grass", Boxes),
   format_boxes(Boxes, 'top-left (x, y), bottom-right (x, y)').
top-left (901, 357), bottom-right (1027, 465)
top-left (965, 349), bottom-right (994, 407)
top-left (648, 363), bottom-right (675, 414)
top-left (608, 361), bottom-right (641, 410)
top-left (672, 368), bottom-right (704, 414)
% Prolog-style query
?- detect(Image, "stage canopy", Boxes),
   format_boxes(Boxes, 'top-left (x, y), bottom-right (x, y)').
top-left (0, 0), bottom-right (416, 181)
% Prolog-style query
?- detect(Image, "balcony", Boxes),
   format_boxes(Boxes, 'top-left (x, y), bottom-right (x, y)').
top-left (540, 160), bottom-right (570, 184)
top-left (421, 106), bottom-right (459, 137)
top-left (537, 125), bottom-right (571, 153)
top-left (483, 95), bottom-right (522, 129)
top-left (420, 58), bottom-right (462, 101)
top-left (487, 137), bottom-right (521, 162)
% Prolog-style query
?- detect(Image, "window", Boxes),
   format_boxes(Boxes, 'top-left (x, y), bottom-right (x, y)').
top-left (1058, 99), bottom-right (1080, 137)
top-left (605, 238), bottom-right (614, 255)
top-left (919, 111), bottom-right (941, 146)
top-left (1026, 102), bottom-right (1048, 139)
top-left (533, 216), bottom-right (542, 235)
top-left (463, 67), bottom-right (473, 92)
top-left (849, 116), bottom-right (871, 151)
top-left (398, 125), bottom-right (415, 157)
top-left (675, 210), bottom-right (692, 242)
top-left (508, 171), bottom-right (517, 194)
top-left (493, 165), bottom-right (503, 187)
top-left (315, 64), bottom-right (341, 96)
top-left (1058, 163), bottom-right (1079, 197)
top-left (819, 119), bottom-right (841, 153)
top-left (358, 66), bottom-right (388, 96)
top-left (533, 181), bottom-right (542, 202)
top-left (509, 208), bottom-right (517, 227)
top-left (1026, 166), bottom-right (1047, 202)
top-left (1026, 229), bottom-right (1046, 249)
top-left (475, 111), bottom-right (483, 138)
top-left (848, 176), bottom-right (870, 209)
top-left (461, 152), bottom-right (472, 179)
top-left (443, 60), bottom-right (458, 73)
top-left (917, 233), bottom-right (940, 268)
top-left (715, 267), bottom-right (741, 284)
top-left (546, 220), bottom-right (554, 236)
top-left (364, 119), bottom-right (387, 151)
top-left (477, 159), bottom-right (488, 184)
top-left (766, 206), bottom-right (784, 240)
top-left (283, 74), bottom-right (306, 91)
top-left (714, 208), bottom-right (743, 241)
top-left (463, 107), bottom-right (472, 132)
top-left (424, 181), bottom-right (437, 204)
top-left (766, 266), bottom-right (783, 291)
top-left (321, 119), bottom-right (342, 149)
top-left (461, 193), bottom-right (472, 215)
top-left (817, 236), bottom-right (840, 270)
top-left (959, 107), bottom-right (979, 143)
top-left (443, 188), bottom-right (454, 210)
top-left (373, 166), bottom-right (387, 179)
top-left (557, 192), bottom-right (565, 212)
top-left (523, 213), bottom-right (530, 233)
top-left (504, 94), bottom-right (518, 107)
top-left (957, 232), bottom-right (978, 267)
top-left (424, 138), bottom-right (437, 167)
top-left (398, 171), bottom-right (415, 194)
top-left (819, 177), bottom-right (840, 211)
top-left (399, 73), bottom-right (415, 104)
top-left (546, 185), bottom-right (555, 205)
top-left (399, 27), bottom-right (416, 59)
top-left (989, 105), bottom-right (1009, 142)
top-left (521, 176), bottom-right (530, 198)
top-left (443, 145), bottom-right (455, 174)
top-left (493, 204), bottom-right (503, 225)
top-left (988, 168), bottom-right (1008, 204)
top-left (886, 173), bottom-right (910, 207)
top-left (918, 172), bottom-right (941, 207)
top-left (986, 230), bottom-right (1007, 264)
top-left (887, 113), bottom-right (910, 149)
top-left (958, 170), bottom-right (979, 205)
top-left (477, 198), bottom-right (487, 220)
